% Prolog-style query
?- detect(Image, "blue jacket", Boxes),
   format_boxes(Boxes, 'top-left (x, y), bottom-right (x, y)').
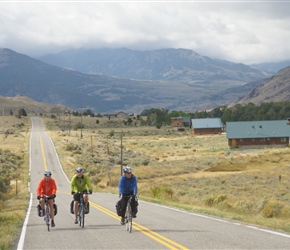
top-left (118, 174), bottom-right (138, 195)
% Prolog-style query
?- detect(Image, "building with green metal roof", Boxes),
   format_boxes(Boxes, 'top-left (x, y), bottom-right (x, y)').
top-left (226, 120), bottom-right (290, 148)
top-left (191, 118), bottom-right (223, 135)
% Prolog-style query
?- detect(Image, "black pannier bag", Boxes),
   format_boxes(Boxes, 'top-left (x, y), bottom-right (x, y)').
top-left (70, 200), bottom-right (74, 214)
top-left (115, 200), bottom-right (122, 216)
top-left (53, 203), bottom-right (57, 216)
top-left (37, 204), bottom-right (42, 217)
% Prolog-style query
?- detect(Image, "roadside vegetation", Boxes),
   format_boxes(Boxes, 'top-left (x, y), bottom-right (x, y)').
top-left (1, 101), bottom-right (290, 249)
top-left (0, 115), bottom-right (30, 250)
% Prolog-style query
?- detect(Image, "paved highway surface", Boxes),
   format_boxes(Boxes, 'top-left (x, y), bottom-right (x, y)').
top-left (17, 117), bottom-right (290, 249)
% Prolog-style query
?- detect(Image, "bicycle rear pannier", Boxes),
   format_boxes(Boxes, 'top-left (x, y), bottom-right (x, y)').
top-left (36, 204), bottom-right (41, 217)
top-left (70, 200), bottom-right (74, 214)
top-left (115, 200), bottom-right (122, 216)
top-left (53, 203), bottom-right (57, 216)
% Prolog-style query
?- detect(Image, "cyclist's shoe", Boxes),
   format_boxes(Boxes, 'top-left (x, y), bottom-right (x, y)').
top-left (74, 219), bottom-right (78, 224)
top-left (120, 217), bottom-right (125, 225)
top-left (132, 213), bottom-right (137, 218)
top-left (51, 220), bottom-right (55, 227)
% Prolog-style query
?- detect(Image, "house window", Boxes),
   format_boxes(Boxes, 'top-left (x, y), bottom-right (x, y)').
top-left (260, 138), bottom-right (266, 142)
top-left (281, 137), bottom-right (287, 142)
top-left (252, 138), bottom-right (255, 142)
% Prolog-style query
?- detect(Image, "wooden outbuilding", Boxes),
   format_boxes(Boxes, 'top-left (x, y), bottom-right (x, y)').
top-left (191, 118), bottom-right (223, 135)
top-left (170, 116), bottom-right (191, 131)
top-left (104, 111), bottom-right (129, 119)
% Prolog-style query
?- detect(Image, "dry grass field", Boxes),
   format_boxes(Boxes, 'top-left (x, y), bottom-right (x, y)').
top-left (1, 114), bottom-right (290, 249)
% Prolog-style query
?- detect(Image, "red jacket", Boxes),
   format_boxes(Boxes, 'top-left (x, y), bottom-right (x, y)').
top-left (36, 178), bottom-right (57, 197)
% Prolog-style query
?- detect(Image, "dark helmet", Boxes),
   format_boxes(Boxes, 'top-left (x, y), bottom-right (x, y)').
top-left (123, 166), bottom-right (132, 173)
top-left (76, 167), bottom-right (83, 173)
top-left (44, 171), bottom-right (52, 177)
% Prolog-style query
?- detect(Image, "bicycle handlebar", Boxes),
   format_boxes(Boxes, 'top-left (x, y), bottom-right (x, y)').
top-left (39, 195), bottom-right (55, 200)
top-left (72, 191), bottom-right (92, 195)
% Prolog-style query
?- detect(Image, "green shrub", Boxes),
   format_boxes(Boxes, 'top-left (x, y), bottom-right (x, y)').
top-left (151, 186), bottom-right (162, 198)
top-left (203, 194), bottom-right (227, 206)
top-left (262, 200), bottom-right (284, 218)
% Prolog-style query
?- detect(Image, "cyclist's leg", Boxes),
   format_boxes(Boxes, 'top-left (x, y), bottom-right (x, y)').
top-left (83, 193), bottom-right (89, 211)
top-left (48, 199), bottom-right (55, 227)
top-left (39, 197), bottom-right (45, 210)
top-left (120, 196), bottom-right (128, 217)
top-left (48, 199), bottom-right (54, 220)
top-left (73, 193), bottom-right (80, 222)
top-left (120, 196), bottom-right (128, 224)
top-left (84, 193), bottom-right (89, 204)
top-left (39, 197), bottom-right (45, 216)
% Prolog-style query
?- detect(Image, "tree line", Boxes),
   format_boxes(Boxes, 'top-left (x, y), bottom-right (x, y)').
top-left (46, 101), bottom-right (290, 129)
top-left (140, 101), bottom-right (290, 127)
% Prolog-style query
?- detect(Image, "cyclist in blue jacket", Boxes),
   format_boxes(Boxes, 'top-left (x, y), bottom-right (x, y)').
top-left (118, 166), bottom-right (138, 225)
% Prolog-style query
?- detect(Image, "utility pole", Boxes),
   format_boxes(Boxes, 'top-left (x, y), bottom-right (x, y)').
top-left (120, 131), bottom-right (123, 176)
top-left (2, 108), bottom-right (5, 139)
top-left (80, 114), bottom-right (83, 138)
top-left (78, 106), bottom-right (87, 139)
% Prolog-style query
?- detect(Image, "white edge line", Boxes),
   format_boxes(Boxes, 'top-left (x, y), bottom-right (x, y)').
top-left (17, 193), bottom-right (32, 250)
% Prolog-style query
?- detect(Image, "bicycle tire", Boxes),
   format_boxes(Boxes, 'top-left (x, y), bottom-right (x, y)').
top-left (81, 205), bottom-right (85, 228)
top-left (125, 202), bottom-right (132, 233)
top-left (78, 203), bottom-right (85, 228)
top-left (45, 206), bottom-right (50, 231)
top-left (78, 204), bottom-right (82, 227)
top-left (128, 205), bottom-right (132, 233)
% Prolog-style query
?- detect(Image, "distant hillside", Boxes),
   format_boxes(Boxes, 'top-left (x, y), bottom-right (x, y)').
top-left (251, 61), bottom-right (290, 74)
top-left (229, 66), bottom-right (290, 107)
top-left (39, 48), bottom-right (270, 84)
top-left (0, 48), bottom-right (273, 114)
top-left (0, 95), bottom-right (72, 115)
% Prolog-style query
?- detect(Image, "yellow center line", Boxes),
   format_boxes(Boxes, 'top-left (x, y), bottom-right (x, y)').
top-left (90, 201), bottom-right (189, 250)
top-left (39, 133), bottom-right (48, 171)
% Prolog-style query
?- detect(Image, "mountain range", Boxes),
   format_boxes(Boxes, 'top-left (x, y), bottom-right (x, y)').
top-left (0, 47), bottom-right (288, 114)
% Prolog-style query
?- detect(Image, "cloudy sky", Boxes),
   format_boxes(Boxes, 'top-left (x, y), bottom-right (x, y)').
top-left (0, 1), bottom-right (290, 64)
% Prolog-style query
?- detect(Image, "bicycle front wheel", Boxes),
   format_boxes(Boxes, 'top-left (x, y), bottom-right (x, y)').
top-left (126, 205), bottom-right (132, 233)
top-left (78, 205), bottom-right (85, 228)
top-left (45, 210), bottom-right (50, 231)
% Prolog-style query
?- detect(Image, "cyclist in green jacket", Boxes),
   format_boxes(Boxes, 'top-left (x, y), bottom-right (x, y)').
top-left (70, 167), bottom-right (93, 224)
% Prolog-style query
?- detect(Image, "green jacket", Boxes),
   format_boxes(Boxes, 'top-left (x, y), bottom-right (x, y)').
top-left (70, 174), bottom-right (93, 193)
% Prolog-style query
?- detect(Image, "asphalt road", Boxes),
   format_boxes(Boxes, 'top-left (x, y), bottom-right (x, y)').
top-left (17, 117), bottom-right (290, 250)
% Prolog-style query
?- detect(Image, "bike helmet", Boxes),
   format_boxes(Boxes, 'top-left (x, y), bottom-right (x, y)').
top-left (76, 167), bottom-right (83, 173)
top-left (123, 166), bottom-right (132, 173)
top-left (44, 171), bottom-right (52, 177)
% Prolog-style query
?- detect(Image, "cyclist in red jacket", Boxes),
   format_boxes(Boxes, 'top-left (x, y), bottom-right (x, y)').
top-left (36, 171), bottom-right (57, 227)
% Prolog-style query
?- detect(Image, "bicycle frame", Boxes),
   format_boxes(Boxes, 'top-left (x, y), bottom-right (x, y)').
top-left (77, 192), bottom-right (87, 228)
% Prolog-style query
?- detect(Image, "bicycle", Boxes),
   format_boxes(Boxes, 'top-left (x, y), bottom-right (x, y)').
top-left (77, 191), bottom-right (89, 228)
top-left (41, 195), bottom-right (54, 231)
top-left (124, 195), bottom-right (134, 233)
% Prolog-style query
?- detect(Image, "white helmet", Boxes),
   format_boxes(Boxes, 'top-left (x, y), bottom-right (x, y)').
top-left (123, 166), bottom-right (132, 173)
